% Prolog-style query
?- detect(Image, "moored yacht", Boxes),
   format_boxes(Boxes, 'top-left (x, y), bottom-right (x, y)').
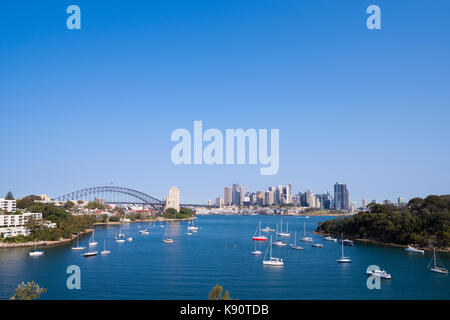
top-left (88, 229), bottom-right (98, 247)
top-left (262, 236), bottom-right (284, 266)
top-left (342, 239), bottom-right (354, 246)
top-left (289, 231), bottom-right (303, 250)
top-left (83, 250), bottom-right (98, 257)
top-left (429, 248), bottom-right (448, 274)
top-left (405, 245), bottom-right (424, 253)
top-left (337, 234), bottom-right (352, 263)
top-left (101, 240), bottom-right (110, 255)
top-left (273, 224), bottom-right (287, 246)
top-left (300, 222), bottom-right (313, 242)
top-left (71, 233), bottom-right (86, 250)
top-left (261, 226), bottom-right (275, 233)
top-left (278, 219), bottom-right (291, 237)
top-left (324, 235), bottom-right (337, 242)
top-left (366, 269), bottom-right (391, 279)
top-left (252, 221), bottom-right (268, 241)
top-left (29, 240), bottom-right (44, 257)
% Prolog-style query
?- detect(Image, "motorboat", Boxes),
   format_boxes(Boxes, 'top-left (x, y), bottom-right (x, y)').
top-left (366, 269), bottom-right (391, 279)
top-left (405, 245), bottom-right (424, 253)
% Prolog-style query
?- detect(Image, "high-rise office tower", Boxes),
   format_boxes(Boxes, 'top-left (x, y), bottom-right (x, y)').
top-left (265, 190), bottom-right (274, 206)
top-left (240, 186), bottom-right (246, 205)
top-left (362, 198), bottom-right (367, 208)
top-left (334, 182), bottom-right (349, 210)
top-left (224, 187), bottom-right (231, 206)
top-left (165, 186), bottom-right (180, 212)
top-left (232, 183), bottom-right (239, 205)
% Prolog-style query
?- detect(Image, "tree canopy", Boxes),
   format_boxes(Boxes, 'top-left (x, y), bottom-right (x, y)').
top-left (317, 195), bottom-right (450, 248)
top-left (5, 191), bottom-right (14, 200)
top-left (208, 284), bottom-right (232, 300)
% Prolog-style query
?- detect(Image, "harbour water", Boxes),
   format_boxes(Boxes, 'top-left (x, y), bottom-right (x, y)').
top-left (0, 215), bottom-right (448, 300)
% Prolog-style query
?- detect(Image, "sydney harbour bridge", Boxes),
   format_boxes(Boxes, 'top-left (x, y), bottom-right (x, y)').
top-left (53, 186), bottom-right (204, 213)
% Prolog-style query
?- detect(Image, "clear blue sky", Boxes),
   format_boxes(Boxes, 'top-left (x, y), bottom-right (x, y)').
top-left (1, 1), bottom-right (449, 204)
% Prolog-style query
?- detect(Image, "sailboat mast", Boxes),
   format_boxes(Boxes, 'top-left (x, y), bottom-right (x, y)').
top-left (434, 248), bottom-right (437, 268)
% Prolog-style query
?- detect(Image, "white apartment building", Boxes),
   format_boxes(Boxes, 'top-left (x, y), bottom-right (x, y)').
top-left (0, 198), bottom-right (16, 213)
top-left (0, 212), bottom-right (43, 238)
top-left (164, 186), bottom-right (180, 212)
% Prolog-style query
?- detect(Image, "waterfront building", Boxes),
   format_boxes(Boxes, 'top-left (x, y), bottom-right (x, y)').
top-left (224, 187), bottom-right (231, 206)
top-left (0, 212), bottom-right (43, 237)
top-left (164, 186), bottom-right (180, 212)
top-left (215, 197), bottom-right (224, 208)
top-left (334, 182), bottom-right (350, 210)
top-left (0, 198), bottom-right (16, 213)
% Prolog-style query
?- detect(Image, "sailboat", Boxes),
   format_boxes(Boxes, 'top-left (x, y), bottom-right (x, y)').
top-left (289, 231), bottom-right (303, 250)
top-left (261, 226), bottom-right (275, 232)
top-left (273, 224), bottom-right (287, 246)
top-left (336, 233), bottom-right (352, 263)
top-left (163, 230), bottom-right (174, 243)
top-left (29, 239), bottom-right (44, 256)
top-left (252, 221), bottom-right (268, 241)
top-left (252, 241), bottom-right (262, 255)
top-left (187, 220), bottom-right (199, 231)
top-left (263, 236), bottom-right (284, 266)
top-left (428, 248), bottom-right (448, 274)
top-left (278, 218), bottom-right (290, 237)
top-left (118, 223), bottom-right (125, 238)
top-left (300, 222), bottom-right (313, 242)
top-left (101, 240), bottom-right (110, 255)
top-left (83, 250), bottom-right (98, 257)
top-left (89, 230), bottom-right (98, 247)
top-left (72, 233), bottom-right (86, 250)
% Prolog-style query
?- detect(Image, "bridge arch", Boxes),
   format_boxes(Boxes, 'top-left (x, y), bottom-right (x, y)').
top-left (54, 186), bottom-right (165, 212)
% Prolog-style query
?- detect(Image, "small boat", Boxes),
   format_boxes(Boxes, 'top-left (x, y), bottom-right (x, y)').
top-left (186, 232), bottom-right (193, 235)
top-left (83, 250), bottom-right (98, 257)
top-left (29, 240), bottom-right (44, 256)
top-left (278, 219), bottom-right (291, 237)
top-left (367, 269), bottom-right (391, 279)
top-left (428, 248), bottom-right (448, 274)
top-left (261, 226), bottom-right (274, 233)
top-left (88, 230), bottom-right (98, 247)
top-left (405, 245), bottom-right (424, 253)
top-left (101, 240), bottom-right (110, 255)
top-left (312, 243), bottom-right (324, 248)
top-left (289, 231), bottom-right (303, 250)
top-left (187, 220), bottom-right (199, 231)
top-left (273, 224), bottom-right (287, 246)
top-left (337, 234), bottom-right (351, 263)
top-left (300, 222), bottom-right (313, 242)
top-left (116, 238), bottom-right (125, 243)
top-left (252, 221), bottom-right (268, 241)
top-left (304, 216), bottom-right (310, 219)
top-left (324, 235), bottom-right (337, 242)
top-left (160, 223), bottom-right (165, 228)
top-left (126, 237), bottom-right (133, 241)
top-left (163, 230), bottom-right (174, 243)
top-left (72, 234), bottom-right (86, 250)
top-left (139, 229), bottom-right (149, 235)
top-left (252, 241), bottom-right (262, 255)
top-left (263, 236), bottom-right (284, 266)
top-left (342, 239), bottom-right (354, 246)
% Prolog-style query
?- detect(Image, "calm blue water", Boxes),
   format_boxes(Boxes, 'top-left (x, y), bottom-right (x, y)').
top-left (0, 215), bottom-right (449, 300)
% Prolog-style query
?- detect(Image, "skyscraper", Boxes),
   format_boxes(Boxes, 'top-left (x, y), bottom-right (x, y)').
top-left (334, 182), bottom-right (349, 210)
top-left (232, 183), bottom-right (239, 205)
top-left (362, 198), bottom-right (367, 208)
top-left (224, 187), bottom-right (231, 206)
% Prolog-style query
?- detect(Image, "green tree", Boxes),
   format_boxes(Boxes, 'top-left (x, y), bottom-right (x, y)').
top-left (16, 195), bottom-right (41, 209)
top-left (208, 283), bottom-right (232, 300)
top-left (5, 191), bottom-right (14, 200)
top-left (10, 281), bottom-right (47, 300)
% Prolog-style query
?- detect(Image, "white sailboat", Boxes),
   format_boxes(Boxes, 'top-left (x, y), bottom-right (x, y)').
top-left (187, 220), bottom-right (198, 231)
top-left (273, 224), bottom-right (287, 246)
top-left (89, 230), bottom-right (98, 247)
top-left (29, 240), bottom-right (44, 256)
top-left (278, 219), bottom-right (290, 237)
top-left (83, 250), bottom-right (98, 257)
top-left (261, 226), bottom-right (274, 232)
top-left (163, 230), bottom-right (174, 243)
top-left (101, 240), bottom-right (110, 255)
top-left (252, 241), bottom-right (262, 255)
top-left (336, 234), bottom-right (351, 263)
top-left (428, 248), bottom-right (448, 274)
top-left (324, 235), bottom-right (337, 242)
top-left (300, 222), bottom-right (313, 242)
top-left (71, 233), bottom-right (86, 250)
top-left (289, 231), bottom-right (303, 250)
top-left (263, 236), bottom-right (284, 266)
top-left (252, 221), bottom-right (267, 241)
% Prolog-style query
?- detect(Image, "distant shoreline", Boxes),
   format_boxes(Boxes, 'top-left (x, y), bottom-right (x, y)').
top-left (312, 231), bottom-right (450, 253)
top-left (0, 216), bottom-right (196, 249)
